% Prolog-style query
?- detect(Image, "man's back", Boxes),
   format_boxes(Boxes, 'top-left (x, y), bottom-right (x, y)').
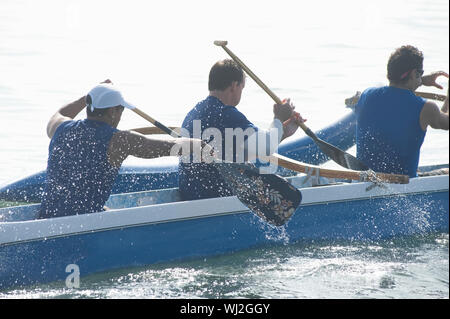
top-left (179, 96), bottom-right (256, 200)
top-left (355, 86), bottom-right (426, 177)
top-left (39, 119), bottom-right (119, 218)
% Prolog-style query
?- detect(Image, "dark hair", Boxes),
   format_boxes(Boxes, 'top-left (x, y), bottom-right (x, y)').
top-left (387, 45), bottom-right (424, 83)
top-left (85, 94), bottom-right (123, 117)
top-left (208, 59), bottom-right (245, 91)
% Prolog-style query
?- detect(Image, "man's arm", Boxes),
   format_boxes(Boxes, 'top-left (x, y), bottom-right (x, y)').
top-left (107, 130), bottom-right (210, 168)
top-left (47, 96), bottom-right (86, 138)
top-left (420, 100), bottom-right (449, 131)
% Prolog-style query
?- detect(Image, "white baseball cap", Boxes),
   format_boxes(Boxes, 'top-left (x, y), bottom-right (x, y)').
top-left (86, 84), bottom-right (136, 112)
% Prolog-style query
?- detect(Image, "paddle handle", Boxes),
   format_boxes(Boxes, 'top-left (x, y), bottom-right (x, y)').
top-left (217, 43), bottom-right (283, 105)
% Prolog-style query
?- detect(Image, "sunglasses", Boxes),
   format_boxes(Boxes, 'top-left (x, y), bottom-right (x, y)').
top-left (400, 69), bottom-right (424, 80)
top-left (416, 69), bottom-right (424, 77)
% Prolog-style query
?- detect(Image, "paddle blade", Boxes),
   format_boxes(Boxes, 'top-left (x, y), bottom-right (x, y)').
top-left (214, 163), bottom-right (302, 226)
top-left (315, 139), bottom-right (369, 171)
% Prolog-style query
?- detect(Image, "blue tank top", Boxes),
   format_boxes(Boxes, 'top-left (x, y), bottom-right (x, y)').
top-left (179, 96), bottom-right (257, 200)
top-left (355, 86), bottom-right (426, 177)
top-left (39, 119), bottom-right (120, 218)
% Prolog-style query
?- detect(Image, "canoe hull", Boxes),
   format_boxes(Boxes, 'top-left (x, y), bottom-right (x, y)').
top-left (0, 173), bottom-right (448, 290)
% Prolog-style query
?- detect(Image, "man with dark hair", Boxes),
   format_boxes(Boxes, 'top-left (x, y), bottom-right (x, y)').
top-left (387, 45), bottom-right (426, 84)
top-left (39, 80), bottom-right (209, 219)
top-left (355, 45), bottom-right (448, 177)
top-left (178, 59), bottom-right (304, 200)
top-left (208, 59), bottom-right (245, 91)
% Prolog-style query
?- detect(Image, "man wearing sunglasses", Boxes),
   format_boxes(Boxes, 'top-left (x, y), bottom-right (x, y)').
top-left (355, 45), bottom-right (448, 177)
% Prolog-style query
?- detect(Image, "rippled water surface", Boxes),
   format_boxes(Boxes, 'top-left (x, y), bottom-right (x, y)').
top-left (1, 234), bottom-right (448, 299)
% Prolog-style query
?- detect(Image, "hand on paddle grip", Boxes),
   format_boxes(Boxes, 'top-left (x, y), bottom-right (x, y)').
top-left (282, 111), bottom-right (306, 140)
top-left (274, 98), bottom-right (295, 122)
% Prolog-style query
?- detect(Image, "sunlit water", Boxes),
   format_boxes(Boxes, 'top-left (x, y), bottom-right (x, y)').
top-left (1, 234), bottom-right (448, 299)
top-left (0, 0), bottom-right (448, 298)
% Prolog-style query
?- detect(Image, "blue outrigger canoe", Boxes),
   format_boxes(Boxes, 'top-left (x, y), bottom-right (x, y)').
top-left (0, 166), bottom-right (448, 290)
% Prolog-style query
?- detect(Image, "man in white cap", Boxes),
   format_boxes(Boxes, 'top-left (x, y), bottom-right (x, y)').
top-left (39, 80), bottom-right (207, 219)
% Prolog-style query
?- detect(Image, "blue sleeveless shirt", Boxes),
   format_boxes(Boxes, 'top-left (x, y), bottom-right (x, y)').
top-left (355, 86), bottom-right (426, 177)
top-left (39, 119), bottom-right (120, 218)
top-left (179, 96), bottom-right (257, 200)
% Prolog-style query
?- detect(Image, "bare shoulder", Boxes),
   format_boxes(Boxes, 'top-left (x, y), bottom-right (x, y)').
top-left (46, 113), bottom-right (72, 138)
top-left (421, 100), bottom-right (440, 115)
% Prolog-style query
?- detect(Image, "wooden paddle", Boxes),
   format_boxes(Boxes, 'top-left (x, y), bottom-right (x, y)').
top-left (267, 154), bottom-right (409, 184)
top-left (129, 126), bottom-right (409, 184)
top-left (130, 107), bottom-right (302, 226)
top-left (132, 108), bottom-right (180, 138)
top-left (415, 91), bottom-right (446, 101)
top-left (346, 91), bottom-right (447, 106)
top-left (214, 40), bottom-right (369, 171)
top-left (129, 126), bottom-right (181, 135)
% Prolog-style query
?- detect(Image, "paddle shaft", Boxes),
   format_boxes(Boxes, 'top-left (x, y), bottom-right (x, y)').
top-left (219, 45), bottom-right (282, 104)
top-left (132, 108), bottom-right (181, 138)
top-left (415, 91), bottom-right (446, 101)
top-left (130, 126), bottom-right (180, 135)
top-left (218, 44), bottom-right (316, 137)
top-left (267, 154), bottom-right (409, 184)
top-left (348, 91), bottom-right (447, 105)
